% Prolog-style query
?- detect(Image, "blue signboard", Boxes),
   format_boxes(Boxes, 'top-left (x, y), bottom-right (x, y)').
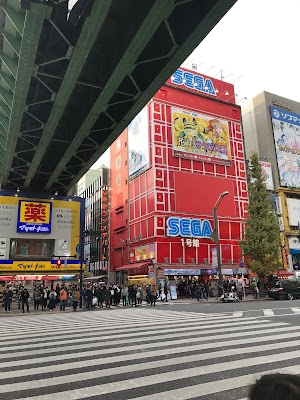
top-left (171, 69), bottom-right (216, 96)
top-left (166, 217), bottom-right (213, 238)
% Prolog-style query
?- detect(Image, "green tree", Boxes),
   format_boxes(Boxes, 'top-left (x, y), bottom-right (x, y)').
top-left (241, 152), bottom-right (281, 285)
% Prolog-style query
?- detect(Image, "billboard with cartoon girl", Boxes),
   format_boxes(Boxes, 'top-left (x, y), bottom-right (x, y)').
top-left (271, 106), bottom-right (300, 188)
top-left (171, 107), bottom-right (231, 164)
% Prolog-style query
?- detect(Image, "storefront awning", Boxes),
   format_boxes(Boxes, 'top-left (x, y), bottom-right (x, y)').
top-left (115, 261), bottom-right (152, 271)
top-left (276, 270), bottom-right (294, 277)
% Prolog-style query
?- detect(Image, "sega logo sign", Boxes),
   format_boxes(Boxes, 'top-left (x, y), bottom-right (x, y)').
top-left (166, 217), bottom-right (213, 238)
top-left (171, 69), bottom-right (216, 96)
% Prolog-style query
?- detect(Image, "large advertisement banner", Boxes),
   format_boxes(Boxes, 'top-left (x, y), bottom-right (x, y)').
top-left (271, 106), bottom-right (300, 188)
top-left (171, 107), bottom-right (231, 164)
top-left (128, 106), bottom-right (150, 179)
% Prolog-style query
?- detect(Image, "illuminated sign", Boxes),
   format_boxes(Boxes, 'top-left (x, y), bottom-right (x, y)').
top-left (166, 217), bottom-right (213, 238)
top-left (100, 187), bottom-right (109, 270)
top-left (171, 69), bottom-right (216, 96)
top-left (0, 260), bottom-right (86, 272)
top-left (17, 201), bottom-right (52, 234)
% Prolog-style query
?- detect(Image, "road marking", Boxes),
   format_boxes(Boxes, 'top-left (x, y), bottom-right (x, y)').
top-left (290, 307), bottom-right (300, 313)
top-left (263, 309), bottom-right (275, 316)
top-left (233, 311), bottom-right (244, 317)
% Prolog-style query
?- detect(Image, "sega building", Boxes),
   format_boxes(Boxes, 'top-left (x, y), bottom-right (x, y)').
top-left (0, 192), bottom-right (86, 285)
top-left (110, 68), bottom-right (248, 290)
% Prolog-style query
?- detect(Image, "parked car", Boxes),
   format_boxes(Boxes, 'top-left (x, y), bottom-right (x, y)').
top-left (268, 279), bottom-right (300, 300)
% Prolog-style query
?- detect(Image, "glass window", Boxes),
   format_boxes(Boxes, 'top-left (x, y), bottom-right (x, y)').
top-left (116, 175), bottom-right (121, 186)
top-left (10, 239), bottom-right (54, 260)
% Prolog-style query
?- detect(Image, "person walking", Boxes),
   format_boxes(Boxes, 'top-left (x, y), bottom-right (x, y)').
top-left (3, 286), bottom-right (13, 312)
top-left (163, 284), bottom-right (169, 302)
top-left (97, 286), bottom-right (105, 308)
top-left (33, 286), bottom-right (42, 310)
top-left (150, 285), bottom-right (157, 306)
top-left (59, 285), bottom-right (68, 311)
top-left (121, 285), bottom-right (128, 306)
top-left (48, 289), bottom-right (57, 311)
top-left (104, 286), bottom-right (111, 308)
top-left (85, 285), bottom-right (93, 310)
top-left (20, 287), bottom-right (30, 313)
top-left (136, 286), bottom-right (143, 305)
top-left (41, 286), bottom-right (49, 311)
top-left (72, 287), bottom-right (80, 311)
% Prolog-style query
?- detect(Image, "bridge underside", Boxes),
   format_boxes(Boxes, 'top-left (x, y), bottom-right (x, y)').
top-left (0, 0), bottom-right (236, 194)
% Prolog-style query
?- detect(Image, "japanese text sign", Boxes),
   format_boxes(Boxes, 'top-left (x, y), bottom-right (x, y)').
top-left (101, 187), bottom-right (109, 269)
top-left (17, 201), bottom-right (52, 234)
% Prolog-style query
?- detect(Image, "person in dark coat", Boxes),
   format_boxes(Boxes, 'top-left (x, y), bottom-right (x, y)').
top-left (20, 287), bottom-right (30, 313)
top-left (104, 286), bottom-right (111, 308)
top-left (3, 287), bottom-right (13, 312)
top-left (85, 286), bottom-right (93, 310)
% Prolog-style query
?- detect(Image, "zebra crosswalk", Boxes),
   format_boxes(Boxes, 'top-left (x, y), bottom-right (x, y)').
top-left (231, 306), bottom-right (300, 318)
top-left (0, 308), bottom-right (299, 399)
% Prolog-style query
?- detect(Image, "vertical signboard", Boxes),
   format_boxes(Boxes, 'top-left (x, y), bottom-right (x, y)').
top-left (128, 106), bottom-right (150, 179)
top-left (259, 161), bottom-right (274, 191)
top-left (270, 106), bottom-right (300, 188)
top-left (100, 187), bottom-right (109, 270)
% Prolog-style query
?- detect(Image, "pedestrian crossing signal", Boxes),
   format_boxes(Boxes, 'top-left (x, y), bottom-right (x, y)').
top-left (56, 259), bottom-right (62, 268)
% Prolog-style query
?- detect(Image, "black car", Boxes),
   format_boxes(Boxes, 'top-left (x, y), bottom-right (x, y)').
top-left (268, 279), bottom-right (300, 300)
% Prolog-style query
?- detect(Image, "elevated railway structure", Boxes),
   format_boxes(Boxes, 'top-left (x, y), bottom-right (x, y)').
top-left (0, 0), bottom-right (236, 194)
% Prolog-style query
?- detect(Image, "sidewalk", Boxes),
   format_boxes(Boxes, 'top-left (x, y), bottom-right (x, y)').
top-left (0, 295), bottom-right (270, 316)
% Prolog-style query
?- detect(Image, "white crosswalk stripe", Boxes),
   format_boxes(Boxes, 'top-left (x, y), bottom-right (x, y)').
top-left (228, 307), bottom-right (300, 318)
top-left (0, 309), bottom-right (299, 400)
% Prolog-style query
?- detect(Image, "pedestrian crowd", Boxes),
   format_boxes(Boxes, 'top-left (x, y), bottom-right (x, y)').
top-left (2, 282), bottom-right (168, 313)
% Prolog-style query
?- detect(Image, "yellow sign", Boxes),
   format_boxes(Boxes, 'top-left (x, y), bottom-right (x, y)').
top-left (17, 200), bottom-right (52, 233)
top-left (0, 261), bottom-right (86, 272)
top-left (172, 107), bottom-right (231, 164)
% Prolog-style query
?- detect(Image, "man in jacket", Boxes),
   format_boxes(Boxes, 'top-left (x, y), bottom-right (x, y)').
top-left (3, 286), bottom-right (13, 312)
top-left (20, 287), bottom-right (30, 313)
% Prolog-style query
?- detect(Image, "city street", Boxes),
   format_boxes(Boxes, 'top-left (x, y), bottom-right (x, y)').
top-left (0, 300), bottom-right (299, 399)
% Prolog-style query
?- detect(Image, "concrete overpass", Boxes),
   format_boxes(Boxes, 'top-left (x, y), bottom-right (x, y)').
top-left (0, 0), bottom-right (237, 194)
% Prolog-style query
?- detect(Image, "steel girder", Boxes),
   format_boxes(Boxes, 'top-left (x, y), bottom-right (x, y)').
top-left (1, 0), bottom-right (237, 194)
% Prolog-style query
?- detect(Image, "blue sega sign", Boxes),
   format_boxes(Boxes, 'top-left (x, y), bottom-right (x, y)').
top-left (171, 69), bottom-right (216, 96)
top-left (166, 217), bottom-right (213, 238)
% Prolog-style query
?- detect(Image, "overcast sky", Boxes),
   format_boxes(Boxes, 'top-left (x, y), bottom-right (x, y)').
top-left (184, 0), bottom-right (300, 106)
top-left (92, 0), bottom-right (299, 169)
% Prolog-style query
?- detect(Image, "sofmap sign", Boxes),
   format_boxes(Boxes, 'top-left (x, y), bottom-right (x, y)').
top-left (166, 217), bottom-right (213, 238)
top-left (171, 69), bottom-right (216, 96)
top-left (17, 200), bottom-right (52, 234)
top-left (271, 106), bottom-right (300, 188)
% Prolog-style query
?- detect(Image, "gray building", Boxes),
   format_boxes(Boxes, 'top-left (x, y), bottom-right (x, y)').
top-left (242, 92), bottom-right (300, 275)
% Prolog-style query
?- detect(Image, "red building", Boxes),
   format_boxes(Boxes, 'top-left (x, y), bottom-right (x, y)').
top-left (110, 68), bottom-right (248, 287)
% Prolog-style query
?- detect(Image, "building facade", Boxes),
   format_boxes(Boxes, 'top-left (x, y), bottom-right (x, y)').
top-left (242, 92), bottom-right (300, 277)
top-left (0, 191), bottom-right (85, 285)
top-left (110, 68), bottom-right (248, 286)
top-left (79, 167), bottom-right (109, 280)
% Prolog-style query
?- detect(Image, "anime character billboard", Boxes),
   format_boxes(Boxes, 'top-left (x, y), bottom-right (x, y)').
top-left (171, 107), bottom-right (231, 164)
top-left (271, 106), bottom-right (300, 188)
top-left (128, 106), bottom-right (150, 179)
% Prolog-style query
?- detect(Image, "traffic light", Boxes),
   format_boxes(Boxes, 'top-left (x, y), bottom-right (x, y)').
top-left (56, 259), bottom-right (62, 268)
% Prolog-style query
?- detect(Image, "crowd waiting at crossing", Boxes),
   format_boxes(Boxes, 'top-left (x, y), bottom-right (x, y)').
top-left (1, 282), bottom-right (167, 312)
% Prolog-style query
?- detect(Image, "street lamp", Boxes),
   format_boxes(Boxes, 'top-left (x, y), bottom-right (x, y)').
top-left (213, 191), bottom-right (229, 297)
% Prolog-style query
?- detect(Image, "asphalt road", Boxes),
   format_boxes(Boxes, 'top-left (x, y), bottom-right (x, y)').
top-left (0, 300), bottom-right (299, 400)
